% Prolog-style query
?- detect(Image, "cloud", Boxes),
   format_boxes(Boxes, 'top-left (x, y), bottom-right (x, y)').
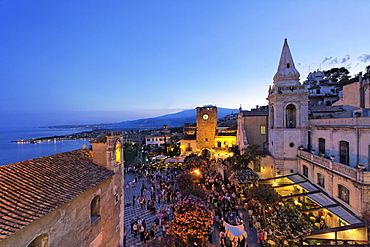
top-left (322, 56), bottom-right (332, 64)
top-left (358, 54), bottom-right (370, 63)
top-left (330, 58), bottom-right (338, 64)
top-left (341, 55), bottom-right (350, 63)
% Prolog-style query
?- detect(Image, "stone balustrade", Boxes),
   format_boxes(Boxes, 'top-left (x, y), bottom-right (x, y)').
top-left (309, 117), bottom-right (370, 127)
top-left (298, 150), bottom-right (370, 184)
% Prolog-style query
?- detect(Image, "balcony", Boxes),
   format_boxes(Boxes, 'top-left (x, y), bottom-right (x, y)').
top-left (297, 150), bottom-right (370, 184)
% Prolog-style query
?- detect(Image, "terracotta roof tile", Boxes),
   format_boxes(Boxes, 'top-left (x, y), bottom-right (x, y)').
top-left (0, 149), bottom-right (114, 241)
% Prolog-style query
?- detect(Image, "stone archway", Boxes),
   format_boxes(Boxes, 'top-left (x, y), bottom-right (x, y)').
top-left (201, 149), bottom-right (211, 159)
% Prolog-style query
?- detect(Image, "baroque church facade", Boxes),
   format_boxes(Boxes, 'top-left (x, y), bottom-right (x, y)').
top-left (238, 39), bottom-right (370, 242)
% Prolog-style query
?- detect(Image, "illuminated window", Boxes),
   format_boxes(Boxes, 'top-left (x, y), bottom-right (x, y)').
top-left (91, 195), bottom-right (101, 224)
top-left (317, 173), bottom-right (325, 188)
top-left (303, 165), bottom-right (308, 177)
top-left (115, 142), bottom-right (121, 164)
top-left (338, 184), bottom-right (349, 204)
top-left (260, 125), bottom-right (266, 135)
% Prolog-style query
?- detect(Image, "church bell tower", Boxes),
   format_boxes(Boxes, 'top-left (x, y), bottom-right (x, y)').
top-left (267, 39), bottom-right (309, 175)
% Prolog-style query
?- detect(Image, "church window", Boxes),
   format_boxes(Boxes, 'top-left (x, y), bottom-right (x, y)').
top-left (287, 63), bottom-right (290, 68)
top-left (339, 141), bottom-right (349, 165)
top-left (319, 138), bottom-right (325, 155)
top-left (91, 195), bottom-right (101, 224)
top-left (317, 173), bottom-right (325, 188)
top-left (28, 233), bottom-right (49, 247)
top-left (224, 141), bottom-right (229, 148)
top-left (286, 104), bottom-right (296, 128)
top-left (289, 142), bottom-right (294, 148)
top-left (338, 184), bottom-right (350, 204)
top-left (115, 142), bottom-right (121, 164)
top-left (316, 89), bottom-right (321, 94)
top-left (217, 141), bottom-right (222, 148)
top-left (260, 125), bottom-right (266, 135)
top-left (303, 165), bottom-right (308, 177)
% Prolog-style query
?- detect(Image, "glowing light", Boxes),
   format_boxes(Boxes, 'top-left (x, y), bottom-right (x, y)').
top-left (192, 169), bottom-right (201, 176)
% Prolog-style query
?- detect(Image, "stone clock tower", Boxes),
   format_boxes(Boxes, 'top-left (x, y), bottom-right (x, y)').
top-left (196, 106), bottom-right (217, 158)
top-left (267, 39), bottom-right (309, 175)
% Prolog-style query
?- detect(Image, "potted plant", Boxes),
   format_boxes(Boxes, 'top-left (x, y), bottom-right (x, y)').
top-left (319, 153), bottom-right (325, 157)
top-left (311, 149), bottom-right (316, 154)
top-left (330, 155), bottom-right (335, 160)
top-left (298, 145), bottom-right (304, 150)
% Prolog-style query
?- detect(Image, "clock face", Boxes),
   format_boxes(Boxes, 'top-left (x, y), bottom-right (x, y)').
top-left (202, 114), bottom-right (209, 120)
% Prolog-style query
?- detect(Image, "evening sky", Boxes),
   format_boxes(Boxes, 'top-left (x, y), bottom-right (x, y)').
top-left (1, 0), bottom-right (370, 127)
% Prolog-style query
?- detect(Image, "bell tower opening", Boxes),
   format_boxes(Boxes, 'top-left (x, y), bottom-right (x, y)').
top-left (286, 104), bottom-right (296, 128)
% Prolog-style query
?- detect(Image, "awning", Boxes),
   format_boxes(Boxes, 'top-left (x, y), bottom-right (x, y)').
top-left (165, 157), bottom-right (185, 163)
top-left (153, 155), bottom-right (167, 160)
top-left (261, 173), bottom-right (364, 236)
top-left (224, 222), bottom-right (247, 242)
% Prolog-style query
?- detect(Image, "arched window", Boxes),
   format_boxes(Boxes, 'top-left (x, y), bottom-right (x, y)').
top-left (91, 195), bottom-right (101, 224)
top-left (338, 184), bottom-right (350, 204)
top-left (303, 165), bottom-right (308, 177)
top-left (319, 138), bottom-right (325, 154)
top-left (339, 141), bottom-right (349, 165)
top-left (224, 141), bottom-right (229, 148)
top-left (217, 141), bottom-right (222, 148)
top-left (286, 104), bottom-right (296, 128)
top-left (317, 173), bottom-right (325, 188)
top-left (28, 233), bottom-right (49, 247)
top-left (115, 142), bottom-right (121, 164)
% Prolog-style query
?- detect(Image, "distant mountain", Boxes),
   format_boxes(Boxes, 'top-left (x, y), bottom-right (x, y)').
top-left (96, 107), bottom-right (239, 130)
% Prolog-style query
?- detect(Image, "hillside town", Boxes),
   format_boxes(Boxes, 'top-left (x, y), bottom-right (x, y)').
top-left (1, 39), bottom-right (370, 246)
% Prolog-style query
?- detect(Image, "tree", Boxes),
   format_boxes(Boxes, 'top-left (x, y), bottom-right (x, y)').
top-left (248, 184), bottom-right (280, 225)
top-left (183, 156), bottom-right (207, 170)
top-left (324, 67), bottom-right (350, 84)
top-left (123, 143), bottom-right (139, 166)
top-left (248, 184), bottom-right (280, 206)
top-left (167, 195), bottom-right (213, 244)
top-left (363, 65), bottom-right (370, 79)
top-left (228, 144), bottom-right (262, 170)
top-left (176, 173), bottom-right (208, 201)
top-left (270, 206), bottom-right (313, 246)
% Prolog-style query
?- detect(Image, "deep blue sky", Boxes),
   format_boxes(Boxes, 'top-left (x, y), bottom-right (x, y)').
top-left (1, 0), bottom-right (370, 127)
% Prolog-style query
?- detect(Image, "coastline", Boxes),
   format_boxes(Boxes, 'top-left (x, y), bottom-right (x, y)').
top-left (0, 127), bottom-right (94, 166)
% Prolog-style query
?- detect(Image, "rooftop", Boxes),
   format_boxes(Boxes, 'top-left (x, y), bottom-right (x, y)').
top-left (0, 149), bottom-right (114, 240)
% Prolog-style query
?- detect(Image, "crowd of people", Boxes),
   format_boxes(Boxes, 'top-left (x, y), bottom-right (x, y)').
top-left (125, 161), bottom-right (272, 247)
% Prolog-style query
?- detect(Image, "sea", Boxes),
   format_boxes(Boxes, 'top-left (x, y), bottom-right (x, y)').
top-left (0, 127), bottom-right (92, 166)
